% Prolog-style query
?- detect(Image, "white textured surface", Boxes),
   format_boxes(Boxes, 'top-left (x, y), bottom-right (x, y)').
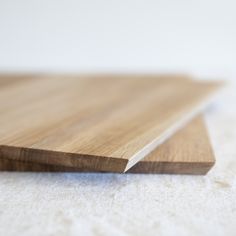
top-left (0, 81), bottom-right (235, 236)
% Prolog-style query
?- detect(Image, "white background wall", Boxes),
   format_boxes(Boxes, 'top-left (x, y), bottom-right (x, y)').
top-left (0, 0), bottom-right (235, 78)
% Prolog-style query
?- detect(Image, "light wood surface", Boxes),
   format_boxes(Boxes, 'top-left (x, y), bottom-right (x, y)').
top-left (0, 74), bottom-right (221, 172)
top-left (0, 116), bottom-right (215, 175)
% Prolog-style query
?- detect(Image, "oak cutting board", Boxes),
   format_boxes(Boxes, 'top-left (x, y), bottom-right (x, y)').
top-left (0, 116), bottom-right (215, 175)
top-left (0, 74), bottom-right (221, 172)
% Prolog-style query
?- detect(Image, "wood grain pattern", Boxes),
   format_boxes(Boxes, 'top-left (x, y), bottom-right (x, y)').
top-left (0, 74), bottom-right (222, 172)
top-left (0, 74), bottom-right (36, 88)
top-left (0, 116), bottom-right (215, 175)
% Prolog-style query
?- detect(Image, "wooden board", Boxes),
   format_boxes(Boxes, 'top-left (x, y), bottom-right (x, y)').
top-left (0, 74), bottom-right (222, 172)
top-left (0, 116), bottom-right (215, 175)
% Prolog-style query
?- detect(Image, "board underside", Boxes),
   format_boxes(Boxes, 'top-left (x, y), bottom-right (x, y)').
top-left (0, 74), bottom-right (220, 173)
top-left (0, 116), bottom-right (215, 175)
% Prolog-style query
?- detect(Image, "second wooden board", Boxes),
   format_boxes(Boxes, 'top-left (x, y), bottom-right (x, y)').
top-left (0, 116), bottom-right (215, 175)
top-left (0, 75), bottom-right (221, 172)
